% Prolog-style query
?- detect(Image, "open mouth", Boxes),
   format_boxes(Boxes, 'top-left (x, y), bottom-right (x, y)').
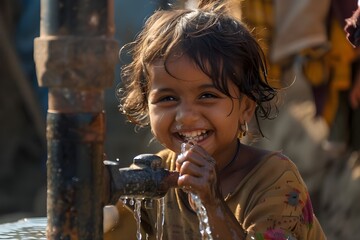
top-left (178, 130), bottom-right (209, 143)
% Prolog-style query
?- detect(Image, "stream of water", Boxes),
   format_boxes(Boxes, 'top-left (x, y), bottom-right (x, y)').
top-left (156, 197), bottom-right (165, 240)
top-left (121, 196), bottom-right (166, 240)
top-left (190, 193), bottom-right (213, 240)
top-left (134, 198), bottom-right (143, 240)
top-left (180, 142), bottom-right (214, 240)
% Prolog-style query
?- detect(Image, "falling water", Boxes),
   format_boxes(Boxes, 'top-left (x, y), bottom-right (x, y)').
top-left (180, 142), bottom-right (213, 240)
top-left (120, 197), bottom-right (144, 240)
top-left (134, 199), bottom-right (143, 240)
top-left (156, 197), bottom-right (165, 240)
top-left (120, 196), bottom-right (166, 240)
top-left (190, 193), bottom-right (213, 240)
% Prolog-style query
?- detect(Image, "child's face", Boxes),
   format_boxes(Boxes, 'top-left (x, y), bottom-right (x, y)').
top-left (147, 54), bottom-right (253, 160)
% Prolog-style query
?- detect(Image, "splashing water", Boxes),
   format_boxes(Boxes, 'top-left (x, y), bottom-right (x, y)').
top-left (121, 197), bottom-right (165, 240)
top-left (121, 197), bottom-right (144, 240)
top-left (180, 142), bottom-right (213, 240)
top-left (190, 193), bottom-right (213, 240)
top-left (156, 197), bottom-right (165, 240)
top-left (135, 198), bottom-right (143, 240)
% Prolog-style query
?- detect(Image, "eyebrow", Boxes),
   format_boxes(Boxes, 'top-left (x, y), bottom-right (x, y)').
top-left (149, 87), bottom-right (173, 94)
top-left (150, 83), bottom-right (217, 93)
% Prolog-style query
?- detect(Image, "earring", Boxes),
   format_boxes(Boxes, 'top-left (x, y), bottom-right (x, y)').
top-left (239, 121), bottom-right (248, 138)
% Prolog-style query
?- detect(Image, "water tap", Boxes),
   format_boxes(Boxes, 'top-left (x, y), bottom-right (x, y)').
top-left (104, 154), bottom-right (179, 204)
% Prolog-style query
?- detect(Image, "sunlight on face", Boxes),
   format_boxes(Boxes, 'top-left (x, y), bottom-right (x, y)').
top-left (147, 54), bottom-right (246, 162)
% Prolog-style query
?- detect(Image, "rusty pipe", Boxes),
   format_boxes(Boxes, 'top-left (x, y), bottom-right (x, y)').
top-left (34, 0), bottom-right (118, 239)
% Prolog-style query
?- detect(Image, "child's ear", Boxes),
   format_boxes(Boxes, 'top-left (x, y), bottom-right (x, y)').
top-left (240, 96), bottom-right (256, 122)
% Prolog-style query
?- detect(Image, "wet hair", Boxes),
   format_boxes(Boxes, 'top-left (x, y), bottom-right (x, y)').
top-left (118, 1), bottom-right (278, 129)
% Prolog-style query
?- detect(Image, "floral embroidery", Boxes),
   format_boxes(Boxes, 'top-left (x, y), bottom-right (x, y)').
top-left (285, 189), bottom-right (303, 207)
top-left (254, 228), bottom-right (296, 240)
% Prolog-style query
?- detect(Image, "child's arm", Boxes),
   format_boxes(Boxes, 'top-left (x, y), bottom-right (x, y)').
top-left (176, 144), bottom-right (248, 239)
top-left (203, 197), bottom-right (248, 239)
top-left (103, 202), bottom-right (139, 240)
top-left (103, 205), bottom-right (119, 233)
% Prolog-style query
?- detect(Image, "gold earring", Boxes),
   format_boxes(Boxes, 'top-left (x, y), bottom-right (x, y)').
top-left (239, 121), bottom-right (248, 138)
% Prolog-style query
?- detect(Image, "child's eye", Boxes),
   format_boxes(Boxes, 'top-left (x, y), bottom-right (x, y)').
top-left (200, 92), bottom-right (219, 99)
top-left (158, 95), bottom-right (177, 102)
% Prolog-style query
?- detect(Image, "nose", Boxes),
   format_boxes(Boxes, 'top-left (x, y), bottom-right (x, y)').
top-left (175, 101), bottom-right (200, 126)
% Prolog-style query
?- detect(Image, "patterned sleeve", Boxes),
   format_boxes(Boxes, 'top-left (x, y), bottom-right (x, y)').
top-left (242, 155), bottom-right (323, 240)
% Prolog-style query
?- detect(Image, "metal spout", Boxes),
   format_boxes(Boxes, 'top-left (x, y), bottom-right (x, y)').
top-left (105, 154), bottom-right (179, 204)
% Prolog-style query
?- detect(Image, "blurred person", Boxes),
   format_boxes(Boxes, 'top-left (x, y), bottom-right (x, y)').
top-left (240, 0), bottom-right (332, 211)
top-left (240, 0), bottom-right (360, 239)
top-left (319, 0), bottom-right (360, 239)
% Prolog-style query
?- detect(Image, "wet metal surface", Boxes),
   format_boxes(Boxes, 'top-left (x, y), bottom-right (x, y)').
top-left (105, 154), bottom-right (179, 204)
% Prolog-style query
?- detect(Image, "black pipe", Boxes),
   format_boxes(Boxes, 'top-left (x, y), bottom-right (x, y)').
top-left (46, 112), bottom-right (105, 239)
top-left (40, 0), bottom-right (111, 36)
top-left (34, 0), bottom-right (118, 239)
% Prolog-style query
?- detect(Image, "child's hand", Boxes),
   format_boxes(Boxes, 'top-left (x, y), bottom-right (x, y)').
top-left (103, 205), bottom-right (119, 233)
top-left (176, 143), bottom-right (221, 206)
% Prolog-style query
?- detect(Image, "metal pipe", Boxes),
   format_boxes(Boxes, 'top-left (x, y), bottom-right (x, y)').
top-left (34, 0), bottom-right (118, 239)
top-left (105, 154), bottom-right (179, 204)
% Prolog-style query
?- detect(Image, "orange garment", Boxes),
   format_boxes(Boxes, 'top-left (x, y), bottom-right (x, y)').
top-left (320, 19), bottom-right (355, 125)
top-left (240, 0), bottom-right (357, 125)
top-left (240, 0), bottom-right (281, 88)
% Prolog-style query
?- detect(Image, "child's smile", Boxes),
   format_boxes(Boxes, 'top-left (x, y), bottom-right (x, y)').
top-left (147, 54), bottom-right (245, 163)
top-left (177, 129), bottom-right (209, 143)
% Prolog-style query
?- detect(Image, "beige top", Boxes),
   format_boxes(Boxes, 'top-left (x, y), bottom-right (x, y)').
top-left (106, 149), bottom-right (326, 240)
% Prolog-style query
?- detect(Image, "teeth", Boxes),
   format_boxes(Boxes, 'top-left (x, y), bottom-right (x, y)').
top-left (179, 130), bottom-right (206, 137)
top-left (179, 130), bottom-right (207, 142)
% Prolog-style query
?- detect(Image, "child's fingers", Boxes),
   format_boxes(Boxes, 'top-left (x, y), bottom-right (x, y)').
top-left (177, 145), bottom-right (216, 167)
top-left (178, 159), bottom-right (203, 177)
top-left (178, 174), bottom-right (202, 193)
top-left (178, 173), bottom-right (216, 198)
top-left (103, 205), bottom-right (119, 233)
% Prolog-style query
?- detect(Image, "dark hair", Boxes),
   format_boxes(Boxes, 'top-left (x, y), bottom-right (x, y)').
top-left (118, 2), bottom-right (278, 128)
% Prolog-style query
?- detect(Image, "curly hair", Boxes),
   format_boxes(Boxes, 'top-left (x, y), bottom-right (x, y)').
top-left (118, 1), bottom-right (278, 128)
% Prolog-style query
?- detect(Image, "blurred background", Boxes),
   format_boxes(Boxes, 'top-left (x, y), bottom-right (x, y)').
top-left (0, 0), bottom-right (359, 239)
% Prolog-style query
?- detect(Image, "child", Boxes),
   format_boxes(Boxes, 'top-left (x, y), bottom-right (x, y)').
top-left (104, 1), bottom-right (326, 239)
